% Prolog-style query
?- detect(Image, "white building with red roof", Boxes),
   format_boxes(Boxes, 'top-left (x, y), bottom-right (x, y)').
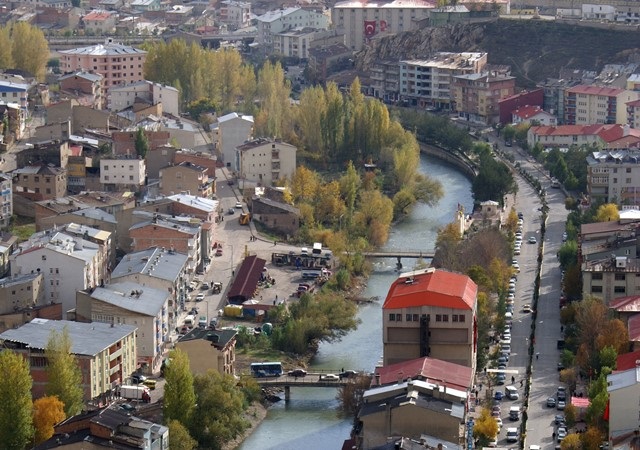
top-left (527, 124), bottom-right (640, 150)
top-left (382, 267), bottom-right (477, 371)
top-left (565, 84), bottom-right (639, 125)
top-left (511, 105), bottom-right (557, 126)
top-left (82, 10), bottom-right (117, 34)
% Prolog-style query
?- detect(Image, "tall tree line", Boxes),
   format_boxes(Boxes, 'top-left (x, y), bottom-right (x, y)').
top-left (0, 22), bottom-right (49, 81)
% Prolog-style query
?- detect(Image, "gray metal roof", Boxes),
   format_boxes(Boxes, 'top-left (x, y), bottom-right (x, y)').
top-left (89, 282), bottom-right (169, 316)
top-left (111, 247), bottom-right (187, 282)
top-left (0, 272), bottom-right (41, 288)
top-left (0, 319), bottom-right (136, 356)
top-left (71, 208), bottom-right (117, 224)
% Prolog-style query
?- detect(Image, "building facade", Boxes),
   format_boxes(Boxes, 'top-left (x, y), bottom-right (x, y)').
top-left (607, 366), bottom-right (640, 446)
top-left (108, 80), bottom-right (179, 116)
top-left (587, 149), bottom-right (640, 207)
top-left (256, 7), bottom-right (330, 52)
top-left (237, 138), bottom-right (297, 186)
top-left (100, 157), bottom-right (146, 192)
top-left (12, 163), bottom-right (67, 201)
top-left (58, 71), bottom-right (105, 110)
top-left (0, 173), bottom-right (12, 228)
top-left (582, 256), bottom-right (640, 304)
top-left (175, 327), bottom-right (237, 376)
top-left (214, 112), bottom-right (254, 170)
top-left (452, 72), bottom-right (516, 124)
top-left (159, 162), bottom-right (213, 198)
top-left (218, 0), bottom-right (251, 30)
top-left (382, 268), bottom-right (478, 372)
top-left (565, 85), bottom-right (639, 125)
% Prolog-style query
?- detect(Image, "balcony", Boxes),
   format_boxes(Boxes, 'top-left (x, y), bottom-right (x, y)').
top-left (109, 347), bottom-right (122, 361)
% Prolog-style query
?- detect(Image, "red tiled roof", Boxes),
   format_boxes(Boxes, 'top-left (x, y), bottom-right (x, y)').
top-left (372, 356), bottom-right (473, 390)
top-left (513, 105), bottom-right (547, 120)
top-left (609, 296), bottom-right (640, 312)
top-left (70, 145), bottom-right (83, 157)
top-left (627, 99), bottom-right (640, 108)
top-left (571, 396), bottom-right (590, 408)
top-left (83, 11), bottom-right (113, 21)
top-left (382, 269), bottom-right (477, 310)
top-left (616, 349), bottom-right (640, 371)
top-left (567, 85), bottom-right (625, 97)
top-left (628, 314), bottom-right (640, 342)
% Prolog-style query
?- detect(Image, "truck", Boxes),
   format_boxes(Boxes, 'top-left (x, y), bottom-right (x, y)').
top-left (239, 213), bottom-right (250, 225)
top-left (120, 385), bottom-right (150, 402)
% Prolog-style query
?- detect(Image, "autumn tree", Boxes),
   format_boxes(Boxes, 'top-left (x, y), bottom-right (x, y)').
top-left (254, 61), bottom-right (291, 139)
top-left (561, 433), bottom-right (582, 450)
top-left (337, 374), bottom-right (372, 415)
top-left (314, 180), bottom-right (347, 226)
top-left (0, 351), bottom-right (34, 449)
top-left (473, 408), bottom-right (499, 447)
top-left (297, 85), bottom-right (327, 153)
top-left (595, 203), bottom-right (619, 222)
top-left (352, 189), bottom-right (394, 247)
top-left (339, 161), bottom-right (361, 217)
top-left (0, 27), bottom-right (13, 69)
top-left (164, 349), bottom-right (196, 427)
top-left (33, 396), bottom-right (66, 444)
top-left (168, 420), bottom-right (197, 450)
top-left (290, 166), bottom-right (320, 205)
top-left (45, 327), bottom-right (84, 417)
top-left (564, 403), bottom-right (577, 427)
top-left (188, 371), bottom-right (249, 449)
top-left (135, 127), bottom-right (149, 158)
top-left (581, 426), bottom-right (603, 450)
top-left (504, 208), bottom-right (519, 235)
top-left (8, 23), bottom-right (49, 81)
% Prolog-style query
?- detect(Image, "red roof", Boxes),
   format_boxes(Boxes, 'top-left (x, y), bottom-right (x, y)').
top-left (627, 99), bottom-right (640, 108)
top-left (372, 356), bottom-right (473, 390)
top-left (382, 269), bottom-right (477, 310)
top-left (513, 105), bottom-right (548, 120)
top-left (571, 396), bottom-right (590, 408)
top-left (609, 296), bottom-right (640, 312)
top-left (616, 349), bottom-right (640, 371)
top-left (83, 10), bottom-right (113, 21)
top-left (628, 314), bottom-right (640, 342)
top-left (227, 255), bottom-right (266, 304)
top-left (567, 85), bottom-right (625, 97)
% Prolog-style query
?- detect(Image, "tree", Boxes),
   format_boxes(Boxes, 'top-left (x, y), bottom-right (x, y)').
top-left (45, 327), bottom-right (84, 417)
top-left (134, 127), bottom-right (149, 158)
top-left (595, 203), bottom-right (619, 222)
top-left (33, 396), bottom-right (66, 444)
top-left (168, 420), bottom-right (197, 450)
top-left (189, 371), bottom-right (249, 449)
top-left (337, 374), bottom-right (372, 415)
top-left (0, 351), bottom-right (34, 449)
top-left (473, 408), bottom-right (499, 446)
top-left (0, 27), bottom-right (13, 69)
top-left (352, 190), bottom-right (394, 247)
top-left (561, 433), bottom-right (582, 450)
top-left (564, 403), bottom-right (577, 427)
top-left (254, 61), bottom-right (291, 139)
top-left (339, 161), bottom-right (361, 216)
top-left (597, 346), bottom-right (617, 373)
top-left (595, 319), bottom-right (628, 356)
top-left (472, 155), bottom-right (516, 205)
top-left (290, 166), bottom-right (320, 204)
top-left (581, 426), bottom-right (603, 450)
top-left (558, 241), bottom-right (578, 269)
top-left (8, 23), bottom-right (49, 81)
top-left (164, 349), bottom-right (196, 427)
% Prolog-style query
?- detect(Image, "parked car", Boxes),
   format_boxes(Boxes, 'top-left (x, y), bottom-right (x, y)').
top-left (201, 282), bottom-right (210, 290)
top-left (235, 201), bottom-right (243, 209)
top-left (288, 369), bottom-right (307, 378)
top-left (143, 379), bottom-right (157, 390)
top-left (339, 370), bottom-right (358, 379)
top-left (522, 304), bottom-right (533, 313)
top-left (320, 374), bottom-right (339, 381)
top-left (557, 427), bottom-right (567, 441)
top-left (195, 293), bottom-right (205, 302)
top-left (547, 397), bottom-right (557, 408)
top-left (494, 391), bottom-right (504, 401)
top-left (228, 208), bottom-right (235, 215)
top-left (555, 414), bottom-right (565, 425)
top-left (528, 236), bottom-right (537, 244)
top-left (131, 374), bottom-right (147, 384)
top-left (557, 399), bottom-right (566, 410)
top-left (215, 248), bottom-right (223, 257)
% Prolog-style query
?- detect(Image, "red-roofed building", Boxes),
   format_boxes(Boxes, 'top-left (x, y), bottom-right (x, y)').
top-left (82, 10), bottom-right (116, 34)
top-left (527, 123), bottom-right (640, 149)
top-left (512, 105), bottom-right (557, 126)
top-left (372, 356), bottom-right (473, 391)
top-left (565, 84), bottom-right (639, 125)
top-left (497, 89), bottom-right (543, 125)
top-left (382, 268), bottom-right (478, 371)
top-left (616, 349), bottom-right (640, 372)
top-left (628, 314), bottom-right (640, 351)
top-left (627, 98), bottom-right (640, 129)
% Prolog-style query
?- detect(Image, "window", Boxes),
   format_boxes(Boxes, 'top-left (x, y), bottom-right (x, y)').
top-left (614, 286), bottom-right (626, 294)
top-left (34, 176), bottom-right (39, 182)
top-left (436, 314), bottom-right (442, 322)
top-left (592, 273), bottom-right (603, 280)
top-left (591, 286), bottom-right (603, 293)
top-left (396, 314), bottom-right (402, 322)
top-left (452, 315), bottom-right (459, 322)
top-left (406, 314), bottom-right (412, 321)
top-left (615, 273), bottom-right (626, 281)
top-left (129, 175), bottom-right (134, 181)
top-left (442, 315), bottom-right (449, 322)
top-left (413, 314), bottom-right (419, 321)
top-left (389, 313), bottom-right (396, 321)
top-left (42, 255), bottom-right (46, 261)
top-left (104, 165), bottom-right (109, 170)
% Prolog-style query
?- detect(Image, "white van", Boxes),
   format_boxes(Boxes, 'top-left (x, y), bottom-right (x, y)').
top-left (312, 242), bottom-right (322, 255)
top-left (184, 315), bottom-right (195, 328)
top-left (509, 406), bottom-right (520, 420)
top-left (506, 427), bottom-right (519, 443)
top-left (505, 385), bottom-right (519, 400)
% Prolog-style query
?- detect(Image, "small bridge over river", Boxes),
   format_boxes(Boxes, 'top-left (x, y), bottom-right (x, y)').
top-left (255, 371), bottom-right (355, 400)
top-left (361, 250), bottom-right (435, 269)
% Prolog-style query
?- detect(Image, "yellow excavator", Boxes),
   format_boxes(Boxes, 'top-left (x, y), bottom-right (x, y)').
top-left (239, 213), bottom-right (251, 225)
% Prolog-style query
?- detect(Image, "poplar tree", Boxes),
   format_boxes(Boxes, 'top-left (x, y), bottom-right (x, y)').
top-left (0, 351), bottom-right (34, 449)
top-left (163, 349), bottom-right (196, 427)
top-left (45, 327), bottom-right (84, 417)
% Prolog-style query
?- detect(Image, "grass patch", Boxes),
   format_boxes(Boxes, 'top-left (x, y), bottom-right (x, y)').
top-left (10, 216), bottom-right (35, 242)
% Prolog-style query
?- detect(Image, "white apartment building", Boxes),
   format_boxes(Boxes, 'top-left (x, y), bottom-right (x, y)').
top-left (0, 173), bottom-right (12, 228)
top-left (565, 85), bottom-right (639, 125)
top-left (218, 0), bottom-right (252, 30)
top-left (274, 27), bottom-right (317, 59)
top-left (78, 281), bottom-right (171, 371)
top-left (100, 157), bottom-right (146, 191)
top-left (400, 53), bottom-right (487, 110)
top-left (237, 138), bottom-right (297, 186)
top-left (587, 149), bottom-right (640, 207)
top-left (256, 7), bottom-right (330, 52)
top-left (10, 230), bottom-right (108, 319)
top-left (214, 112), bottom-right (254, 170)
top-left (607, 366), bottom-right (640, 446)
top-left (108, 80), bottom-right (180, 116)
top-left (332, 0), bottom-right (434, 51)
top-left (582, 256), bottom-right (640, 304)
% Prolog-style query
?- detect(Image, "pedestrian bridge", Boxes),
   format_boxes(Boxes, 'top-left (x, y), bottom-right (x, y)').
top-left (361, 250), bottom-right (435, 269)
top-left (255, 373), bottom-right (355, 401)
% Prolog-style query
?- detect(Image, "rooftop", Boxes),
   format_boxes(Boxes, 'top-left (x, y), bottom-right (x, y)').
top-left (0, 319), bottom-right (136, 356)
top-left (178, 327), bottom-right (237, 348)
top-left (513, 105), bottom-right (551, 120)
top-left (111, 247), bottom-right (187, 283)
top-left (257, 7), bottom-right (302, 22)
top-left (616, 349), bottom-right (640, 371)
top-left (382, 268), bottom-right (477, 310)
top-left (609, 295), bottom-right (640, 312)
top-left (13, 163), bottom-right (65, 176)
top-left (567, 84), bottom-right (625, 96)
top-left (15, 230), bottom-right (100, 264)
top-left (236, 137), bottom-right (296, 152)
top-left (0, 272), bottom-right (41, 289)
top-left (402, 52), bottom-right (486, 70)
top-left (58, 71), bottom-right (103, 83)
top-left (334, 0), bottom-right (435, 8)
top-left (60, 41), bottom-right (146, 57)
top-left (168, 193), bottom-right (218, 213)
top-left (89, 282), bottom-right (169, 316)
top-left (372, 356), bottom-right (473, 390)
top-left (83, 10), bottom-right (114, 21)
top-left (217, 112), bottom-right (254, 124)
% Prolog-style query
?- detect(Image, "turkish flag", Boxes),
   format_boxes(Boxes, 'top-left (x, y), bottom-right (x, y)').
top-left (379, 20), bottom-right (387, 31)
top-left (364, 20), bottom-right (376, 37)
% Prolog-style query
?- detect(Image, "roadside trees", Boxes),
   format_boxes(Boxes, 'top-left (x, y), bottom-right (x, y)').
top-left (473, 408), bottom-right (499, 447)
top-left (45, 327), bottom-right (84, 417)
top-left (33, 396), bottom-right (65, 444)
top-left (163, 349), bottom-right (196, 427)
top-left (0, 351), bottom-right (34, 448)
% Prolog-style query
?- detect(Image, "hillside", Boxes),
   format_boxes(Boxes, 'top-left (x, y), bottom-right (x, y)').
top-left (355, 19), bottom-right (640, 87)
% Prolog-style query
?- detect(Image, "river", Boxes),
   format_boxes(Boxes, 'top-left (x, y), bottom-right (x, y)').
top-left (238, 154), bottom-right (474, 450)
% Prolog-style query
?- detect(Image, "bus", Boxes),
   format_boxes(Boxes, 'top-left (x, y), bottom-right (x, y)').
top-left (250, 362), bottom-right (283, 378)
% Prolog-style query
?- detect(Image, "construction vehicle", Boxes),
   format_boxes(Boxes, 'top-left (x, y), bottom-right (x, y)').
top-left (239, 213), bottom-right (251, 225)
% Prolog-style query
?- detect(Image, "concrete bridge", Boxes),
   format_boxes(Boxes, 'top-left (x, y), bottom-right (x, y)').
top-left (362, 250), bottom-right (435, 269)
top-left (255, 373), bottom-right (354, 401)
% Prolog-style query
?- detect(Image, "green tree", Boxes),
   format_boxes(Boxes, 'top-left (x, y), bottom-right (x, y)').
top-left (189, 371), bottom-right (249, 449)
top-left (9, 22), bottom-right (49, 81)
top-left (0, 27), bottom-right (14, 69)
top-left (0, 351), bottom-right (34, 449)
top-left (33, 396), bottom-right (66, 444)
top-left (297, 85), bottom-right (327, 154)
top-left (254, 61), bottom-right (291, 139)
top-left (472, 154), bottom-right (516, 205)
top-left (339, 161), bottom-right (361, 216)
top-left (502, 124), bottom-right (516, 142)
top-left (134, 127), bottom-right (149, 158)
top-left (168, 420), bottom-right (197, 450)
top-left (45, 327), bottom-right (84, 417)
top-left (164, 349), bottom-right (196, 426)
top-left (352, 189), bottom-right (394, 247)
top-left (595, 203), bottom-right (619, 222)
top-left (597, 346), bottom-right (617, 373)
top-left (558, 240), bottom-right (578, 269)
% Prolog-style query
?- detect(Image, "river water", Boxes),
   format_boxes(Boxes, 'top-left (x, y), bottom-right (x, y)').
top-left (239, 154), bottom-right (474, 450)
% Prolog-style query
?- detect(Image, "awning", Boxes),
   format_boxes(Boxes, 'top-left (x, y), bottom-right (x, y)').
top-left (227, 255), bottom-right (266, 304)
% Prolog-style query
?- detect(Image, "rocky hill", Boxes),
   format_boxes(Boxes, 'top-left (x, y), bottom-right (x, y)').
top-left (355, 19), bottom-right (640, 87)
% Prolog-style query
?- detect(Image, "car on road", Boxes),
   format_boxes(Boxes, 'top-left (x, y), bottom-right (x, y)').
top-left (215, 248), bottom-right (223, 257)
top-left (339, 370), bottom-right (358, 379)
top-left (492, 405), bottom-right (501, 414)
top-left (494, 391), bottom-right (504, 401)
top-left (546, 397), bottom-right (557, 408)
top-left (320, 374), bottom-right (339, 381)
top-left (514, 248), bottom-right (521, 255)
top-left (228, 208), bottom-right (235, 215)
top-left (195, 293), bottom-right (205, 302)
top-left (235, 201), bottom-right (243, 209)
top-left (495, 417), bottom-right (503, 428)
top-left (189, 307), bottom-right (198, 315)
top-left (557, 399), bottom-right (566, 410)
top-left (498, 356), bottom-right (508, 365)
top-left (119, 403), bottom-right (136, 412)
top-left (557, 427), bottom-right (567, 441)
top-left (522, 304), bottom-right (533, 313)
top-left (131, 374), bottom-right (147, 384)
top-left (288, 369), bottom-right (307, 378)
top-left (488, 437), bottom-right (498, 448)
top-left (143, 379), bottom-right (157, 390)
top-left (558, 361), bottom-right (565, 371)
top-left (562, 232), bottom-right (568, 242)
top-left (528, 236), bottom-right (537, 244)
top-left (201, 282), bottom-right (210, 290)
top-left (491, 409), bottom-right (500, 417)
top-left (555, 414), bottom-right (565, 425)
top-left (496, 373), bottom-right (506, 385)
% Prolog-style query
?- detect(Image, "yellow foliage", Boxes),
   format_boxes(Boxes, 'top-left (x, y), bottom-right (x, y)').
top-left (595, 203), bottom-right (619, 222)
top-left (33, 396), bottom-right (66, 444)
top-left (560, 433), bottom-right (582, 450)
top-left (473, 408), bottom-right (499, 442)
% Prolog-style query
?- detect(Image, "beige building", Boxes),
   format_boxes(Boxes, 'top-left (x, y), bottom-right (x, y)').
top-left (218, 0), bottom-right (252, 30)
top-left (12, 163), bottom-right (67, 201)
top-left (159, 161), bottom-right (213, 198)
top-left (175, 327), bottom-right (237, 376)
top-left (82, 10), bottom-right (117, 34)
top-left (0, 272), bottom-right (45, 316)
top-left (607, 366), bottom-right (640, 447)
top-left (59, 71), bottom-right (105, 110)
top-left (256, 7), bottom-right (330, 53)
top-left (382, 268), bottom-right (478, 372)
top-left (452, 71), bottom-right (517, 124)
top-left (582, 256), bottom-right (640, 304)
top-left (100, 157), bottom-right (146, 192)
top-left (274, 27), bottom-right (317, 59)
top-left (214, 112), bottom-right (254, 170)
top-left (566, 85), bottom-right (639, 125)
top-left (587, 149), bottom-right (640, 207)
top-left (0, 173), bottom-right (12, 228)
top-left (237, 138), bottom-right (297, 186)
top-left (108, 80), bottom-right (179, 116)
top-left (0, 319), bottom-right (137, 401)
top-left (76, 282), bottom-right (171, 373)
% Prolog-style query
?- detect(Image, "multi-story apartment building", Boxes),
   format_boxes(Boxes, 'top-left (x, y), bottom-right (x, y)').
top-left (214, 112), bottom-right (254, 170)
top-left (108, 80), bottom-right (179, 116)
top-left (256, 7), bottom-right (330, 53)
top-left (59, 39), bottom-right (147, 88)
top-left (369, 60), bottom-right (400, 104)
top-left (273, 27), bottom-right (316, 59)
top-left (0, 80), bottom-right (29, 112)
top-left (332, 0), bottom-right (434, 51)
top-left (77, 281), bottom-right (171, 372)
top-left (565, 85), bottom-right (639, 125)
top-left (110, 247), bottom-right (189, 326)
top-left (0, 319), bottom-right (137, 401)
top-left (582, 256), bottom-right (640, 304)
top-left (0, 173), bottom-right (12, 228)
top-left (0, 272), bottom-right (45, 316)
top-left (399, 53), bottom-right (488, 111)
top-left (511, 105), bottom-right (557, 126)
top-left (159, 161), bottom-right (213, 198)
top-left (82, 9), bottom-right (117, 34)
top-left (528, 124), bottom-right (640, 151)
top-left (58, 71), bottom-right (105, 110)
top-left (12, 163), bottom-right (67, 201)
top-left (607, 365), bottom-right (640, 447)
top-left (382, 268), bottom-right (478, 372)
top-left (129, 216), bottom-right (201, 274)
top-left (100, 157), bottom-right (146, 192)
top-left (11, 227), bottom-right (110, 319)
top-left (626, 99), bottom-right (640, 129)
top-left (586, 149), bottom-right (640, 206)
top-left (452, 71), bottom-right (516, 124)
top-left (176, 328), bottom-right (237, 376)
top-left (218, 0), bottom-right (251, 30)
top-left (237, 138), bottom-right (297, 187)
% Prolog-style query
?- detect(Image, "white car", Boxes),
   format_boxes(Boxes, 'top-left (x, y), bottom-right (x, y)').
top-left (512, 263), bottom-right (520, 272)
top-left (235, 201), bottom-right (243, 209)
top-left (195, 293), bottom-right (205, 302)
top-left (522, 304), bottom-right (533, 313)
top-left (320, 374), bottom-right (339, 381)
